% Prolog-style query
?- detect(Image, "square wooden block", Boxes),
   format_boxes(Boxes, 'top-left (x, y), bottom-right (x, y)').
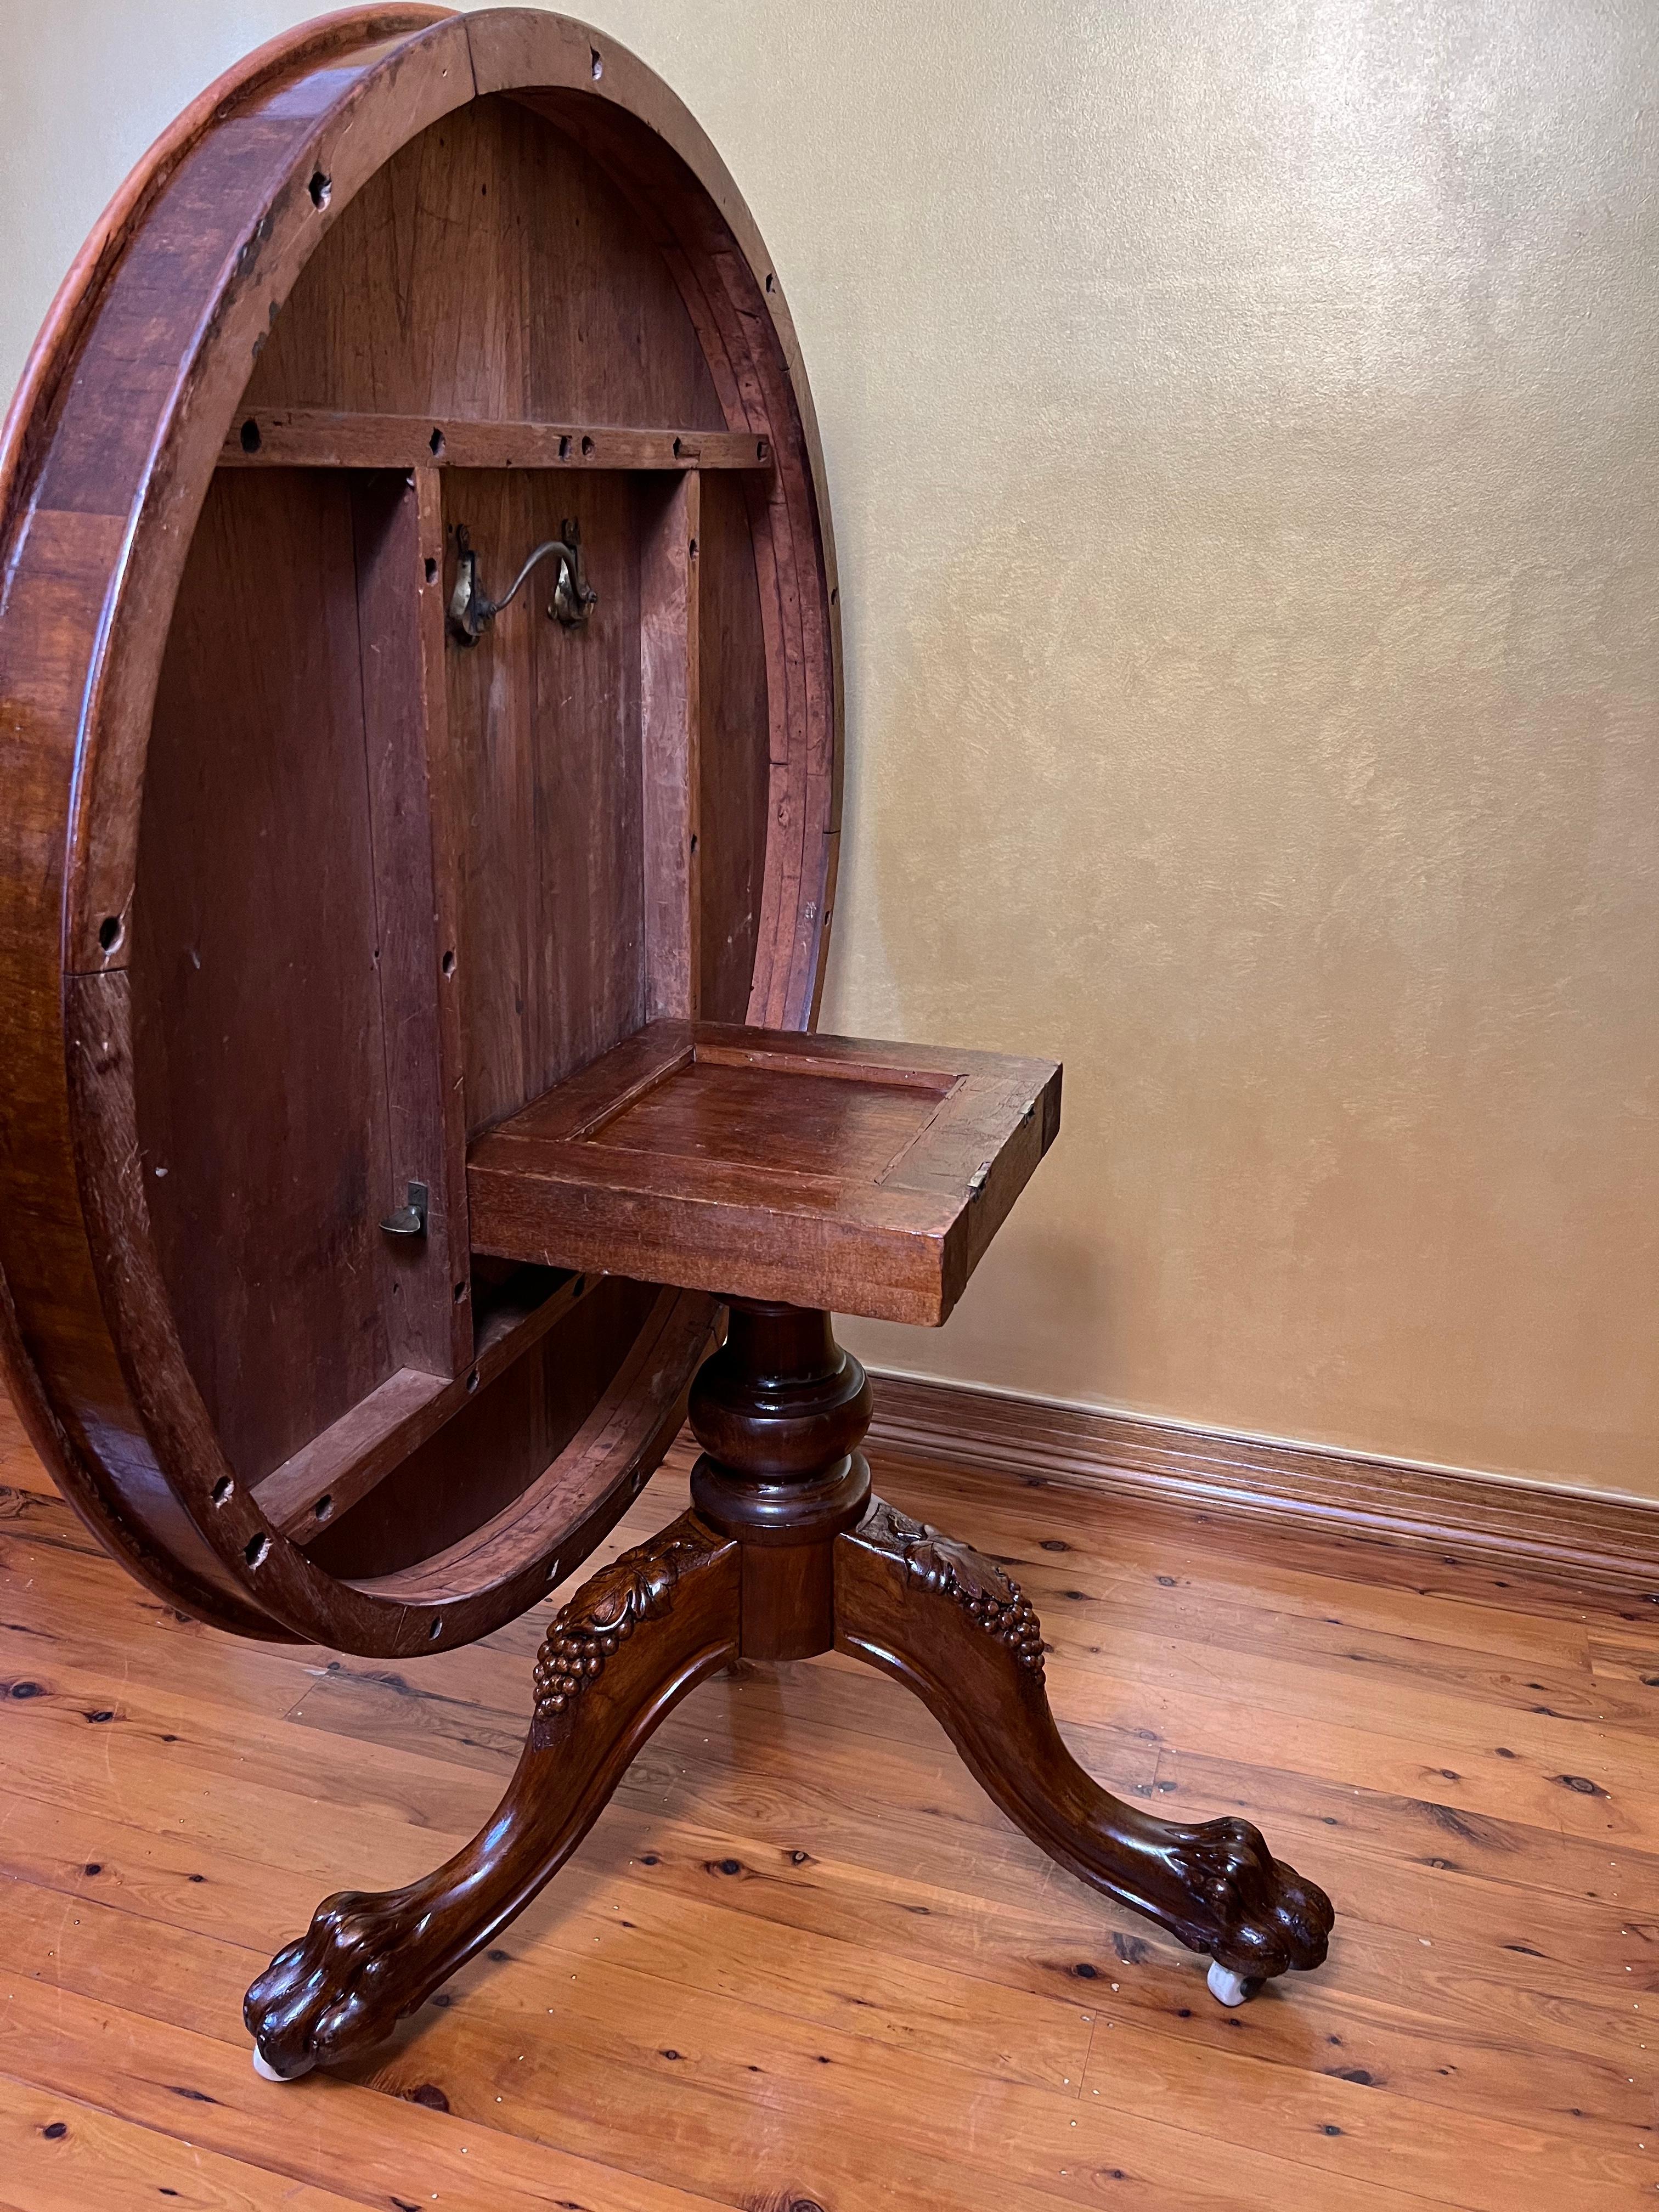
top-left (467, 1022), bottom-right (1062, 1324)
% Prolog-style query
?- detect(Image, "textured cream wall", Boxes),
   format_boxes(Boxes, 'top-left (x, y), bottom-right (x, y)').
top-left (4, 4), bottom-right (1656, 1497)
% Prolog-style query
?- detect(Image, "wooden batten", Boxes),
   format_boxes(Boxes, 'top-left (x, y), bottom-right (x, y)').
top-left (413, 462), bottom-right (473, 1365)
top-left (350, 469), bottom-right (470, 1378)
top-left (252, 1269), bottom-right (603, 1542)
top-left (637, 472), bottom-right (702, 1022)
top-left (220, 410), bottom-right (774, 473)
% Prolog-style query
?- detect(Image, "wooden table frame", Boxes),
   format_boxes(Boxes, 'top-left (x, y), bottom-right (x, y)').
top-left (0, 7), bottom-right (1333, 2084)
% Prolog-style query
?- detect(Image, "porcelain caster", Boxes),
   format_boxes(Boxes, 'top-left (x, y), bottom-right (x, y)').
top-left (1206, 1959), bottom-right (1257, 2007)
top-left (251, 2044), bottom-right (308, 2082)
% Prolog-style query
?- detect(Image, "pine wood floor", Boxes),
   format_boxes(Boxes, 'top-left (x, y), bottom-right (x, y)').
top-left (1, 1380), bottom-right (1655, 2211)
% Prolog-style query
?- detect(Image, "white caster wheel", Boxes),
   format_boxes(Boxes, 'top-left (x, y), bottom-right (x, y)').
top-left (1206, 1959), bottom-right (1256, 2007)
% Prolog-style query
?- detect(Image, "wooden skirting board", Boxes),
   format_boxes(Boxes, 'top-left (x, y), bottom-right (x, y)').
top-left (864, 1370), bottom-right (1659, 1598)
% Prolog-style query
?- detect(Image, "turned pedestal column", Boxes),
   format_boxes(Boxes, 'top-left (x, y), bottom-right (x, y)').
top-left (687, 1301), bottom-right (873, 1658)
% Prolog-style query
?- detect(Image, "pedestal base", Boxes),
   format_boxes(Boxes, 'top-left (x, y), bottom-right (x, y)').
top-left (246, 1307), bottom-right (1334, 2079)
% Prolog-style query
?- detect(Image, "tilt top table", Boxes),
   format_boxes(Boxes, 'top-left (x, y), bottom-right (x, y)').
top-left (0, 6), bottom-right (1333, 2080)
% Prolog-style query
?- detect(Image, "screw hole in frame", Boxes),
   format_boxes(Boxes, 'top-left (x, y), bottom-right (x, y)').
top-left (239, 418), bottom-right (261, 454)
top-left (466, 1370), bottom-right (479, 1395)
top-left (424, 556), bottom-right (437, 583)
top-left (590, 44), bottom-right (603, 78)
top-left (211, 1475), bottom-right (234, 1507)
top-left (244, 1532), bottom-right (270, 1568)
top-left (308, 170), bottom-right (331, 210)
top-left (98, 915), bottom-right (123, 953)
top-left (313, 1493), bottom-right (334, 1522)
top-left (441, 948), bottom-right (456, 977)
top-left (453, 1279), bottom-right (467, 1304)
top-left (429, 1617), bottom-right (444, 1640)
top-left (581, 435), bottom-right (595, 457)
top-left (429, 427), bottom-right (445, 456)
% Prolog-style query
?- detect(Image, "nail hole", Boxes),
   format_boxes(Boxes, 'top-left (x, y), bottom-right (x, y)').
top-left (830, 587), bottom-right (838, 605)
top-left (466, 1370), bottom-right (479, 1394)
top-left (673, 437), bottom-right (683, 458)
top-left (211, 1475), bottom-right (234, 1507)
top-left (98, 915), bottom-right (123, 953)
top-left (424, 556), bottom-right (437, 582)
top-left (453, 1279), bottom-right (467, 1304)
top-left (689, 833), bottom-right (698, 855)
top-left (687, 535), bottom-right (698, 559)
top-left (590, 44), bottom-right (603, 78)
top-left (244, 1532), bottom-right (270, 1568)
top-left (239, 418), bottom-right (261, 454)
top-left (580, 435), bottom-right (595, 457)
top-left (429, 427), bottom-right (445, 456)
top-left (765, 272), bottom-right (775, 294)
top-left (313, 1493), bottom-right (334, 1522)
top-left (558, 433), bottom-right (572, 459)
top-left (441, 948), bottom-right (456, 976)
top-left (308, 170), bottom-right (331, 210)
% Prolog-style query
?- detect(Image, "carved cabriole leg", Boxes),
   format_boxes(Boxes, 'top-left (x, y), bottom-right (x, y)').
top-left (835, 1499), bottom-right (1335, 1991)
top-left (245, 1512), bottom-right (740, 2079)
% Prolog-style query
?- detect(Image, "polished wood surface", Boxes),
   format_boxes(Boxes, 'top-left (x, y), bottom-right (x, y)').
top-left (2, 1379), bottom-right (1654, 2209)
top-left (469, 1022), bottom-right (1064, 1323)
top-left (0, 8), bottom-right (840, 1651)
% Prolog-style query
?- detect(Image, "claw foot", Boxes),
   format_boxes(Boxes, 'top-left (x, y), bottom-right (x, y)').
top-left (245, 1885), bottom-right (441, 2080)
top-left (1164, 1815), bottom-right (1333, 1980)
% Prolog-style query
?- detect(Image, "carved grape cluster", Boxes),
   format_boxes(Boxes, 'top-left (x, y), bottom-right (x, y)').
top-left (532, 1611), bottom-right (634, 1716)
top-left (956, 1578), bottom-right (1046, 1672)
top-left (532, 1526), bottom-right (711, 1728)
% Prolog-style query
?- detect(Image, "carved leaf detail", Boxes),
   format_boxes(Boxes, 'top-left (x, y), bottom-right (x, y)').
top-left (860, 1499), bottom-right (1046, 1673)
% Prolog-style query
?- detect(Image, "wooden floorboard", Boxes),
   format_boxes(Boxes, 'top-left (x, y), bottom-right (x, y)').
top-left (1, 1384), bottom-right (1655, 2208)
